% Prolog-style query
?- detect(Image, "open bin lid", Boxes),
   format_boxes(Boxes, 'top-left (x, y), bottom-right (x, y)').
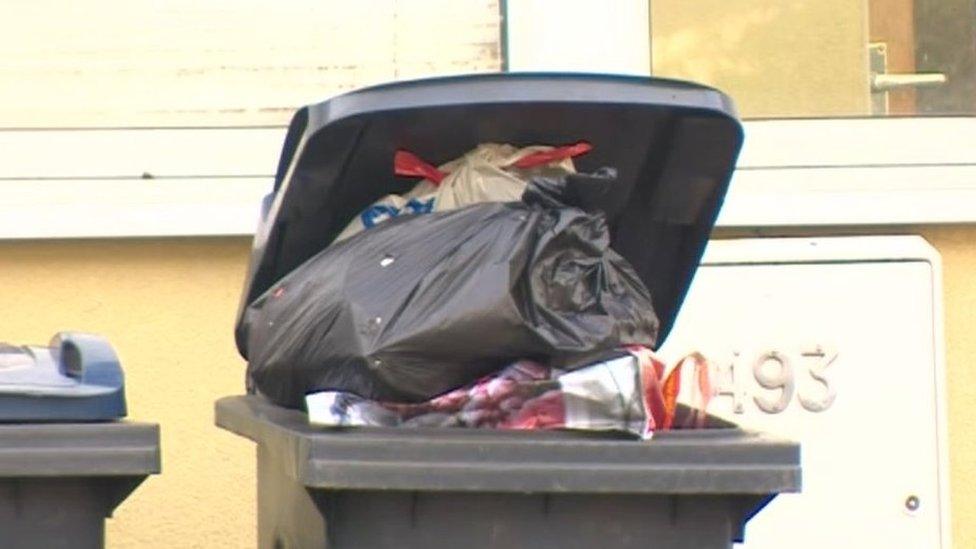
top-left (235, 73), bottom-right (743, 356)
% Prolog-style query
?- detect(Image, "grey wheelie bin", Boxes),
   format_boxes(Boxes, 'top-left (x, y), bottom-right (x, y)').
top-left (216, 73), bottom-right (802, 548)
top-left (0, 333), bottom-right (161, 549)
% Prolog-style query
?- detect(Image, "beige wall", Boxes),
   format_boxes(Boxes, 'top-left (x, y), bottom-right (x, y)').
top-left (651, 0), bottom-right (872, 117)
top-left (0, 227), bottom-right (971, 547)
top-left (922, 226), bottom-right (976, 549)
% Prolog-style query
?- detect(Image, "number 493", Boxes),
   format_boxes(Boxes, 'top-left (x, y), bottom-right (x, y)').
top-left (710, 346), bottom-right (838, 415)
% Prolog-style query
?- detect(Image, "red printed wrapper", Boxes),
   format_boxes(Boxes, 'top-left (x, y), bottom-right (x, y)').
top-left (306, 347), bottom-right (712, 440)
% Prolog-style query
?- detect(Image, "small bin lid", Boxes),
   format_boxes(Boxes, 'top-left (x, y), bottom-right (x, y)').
top-left (0, 332), bottom-right (126, 421)
top-left (236, 73), bottom-right (743, 355)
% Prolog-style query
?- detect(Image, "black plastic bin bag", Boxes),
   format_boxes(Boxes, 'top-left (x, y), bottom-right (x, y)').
top-left (244, 170), bottom-right (658, 406)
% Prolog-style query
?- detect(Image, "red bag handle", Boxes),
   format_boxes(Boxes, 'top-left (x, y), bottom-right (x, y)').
top-left (395, 142), bottom-right (593, 186)
top-left (394, 150), bottom-right (446, 185)
top-left (511, 141), bottom-right (593, 169)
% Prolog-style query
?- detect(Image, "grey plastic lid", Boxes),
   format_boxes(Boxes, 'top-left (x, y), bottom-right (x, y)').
top-left (0, 332), bottom-right (126, 421)
top-left (216, 395), bottom-right (799, 494)
top-left (235, 73), bottom-right (744, 356)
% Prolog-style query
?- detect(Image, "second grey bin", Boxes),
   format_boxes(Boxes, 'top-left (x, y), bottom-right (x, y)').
top-left (0, 422), bottom-right (160, 549)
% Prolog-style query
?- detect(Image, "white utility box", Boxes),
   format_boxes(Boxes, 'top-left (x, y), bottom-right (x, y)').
top-left (659, 235), bottom-right (950, 549)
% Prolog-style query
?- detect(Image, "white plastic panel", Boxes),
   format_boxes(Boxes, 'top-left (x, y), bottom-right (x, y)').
top-left (658, 236), bottom-right (948, 548)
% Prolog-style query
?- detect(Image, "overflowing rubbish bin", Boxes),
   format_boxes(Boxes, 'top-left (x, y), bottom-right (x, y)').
top-left (216, 73), bottom-right (801, 548)
top-left (0, 333), bottom-right (160, 549)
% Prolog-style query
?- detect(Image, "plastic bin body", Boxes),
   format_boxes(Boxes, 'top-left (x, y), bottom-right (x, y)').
top-left (222, 74), bottom-right (800, 547)
top-left (217, 396), bottom-right (800, 549)
top-left (0, 422), bottom-right (160, 549)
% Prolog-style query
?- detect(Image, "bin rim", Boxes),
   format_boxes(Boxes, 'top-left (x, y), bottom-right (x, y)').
top-left (215, 395), bottom-right (801, 495)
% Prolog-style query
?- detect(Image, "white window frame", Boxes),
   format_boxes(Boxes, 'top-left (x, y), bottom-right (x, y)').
top-left (1, 117), bottom-right (974, 240)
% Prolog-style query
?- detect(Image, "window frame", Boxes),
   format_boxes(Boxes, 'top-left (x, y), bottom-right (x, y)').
top-left (0, 117), bottom-right (974, 240)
